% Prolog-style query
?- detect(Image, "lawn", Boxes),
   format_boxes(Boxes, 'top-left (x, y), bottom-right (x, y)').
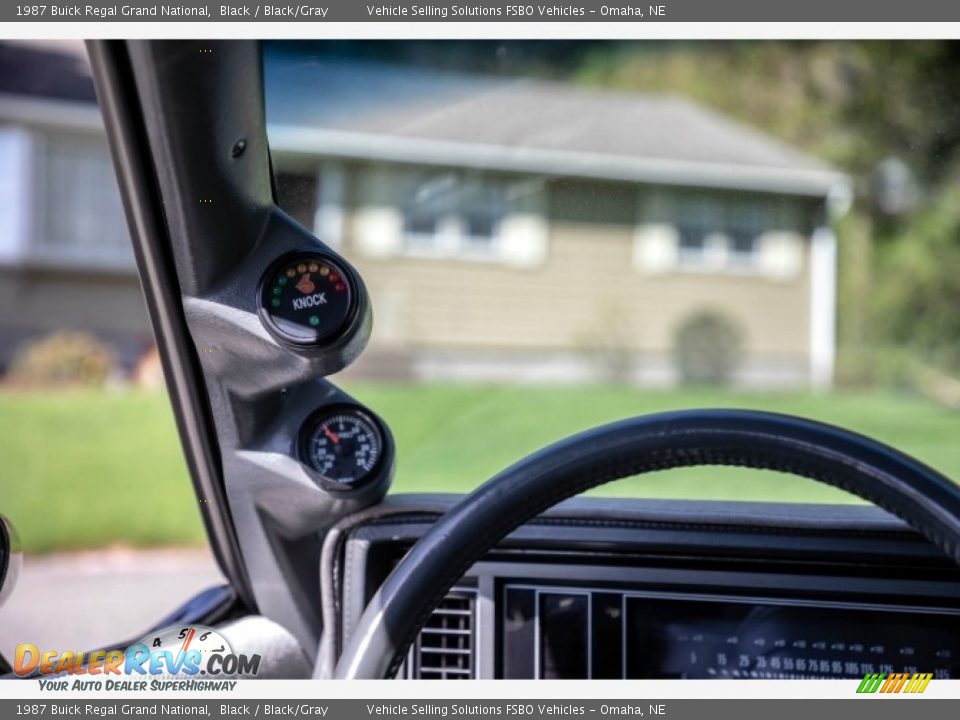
top-left (2, 384), bottom-right (960, 553)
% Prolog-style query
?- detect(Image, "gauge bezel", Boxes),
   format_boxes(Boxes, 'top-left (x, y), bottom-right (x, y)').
top-left (297, 404), bottom-right (389, 492)
top-left (257, 250), bottom-right (362, 350)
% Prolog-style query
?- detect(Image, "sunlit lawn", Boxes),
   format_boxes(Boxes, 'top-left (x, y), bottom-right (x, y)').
top-left (3, 384), bottom-right (960, 553)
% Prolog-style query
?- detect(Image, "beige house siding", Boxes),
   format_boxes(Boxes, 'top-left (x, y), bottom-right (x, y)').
top-left (329, 163), bottom-right (818, 386)
top-left (0, 267), bottom-right (151, 369)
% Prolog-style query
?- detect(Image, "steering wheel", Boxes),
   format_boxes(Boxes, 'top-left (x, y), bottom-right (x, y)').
top-left (332, 409), bottom-right (960, 679)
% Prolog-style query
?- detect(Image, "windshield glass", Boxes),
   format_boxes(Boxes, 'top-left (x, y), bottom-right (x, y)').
top-left (263, 40), bottom-right (960, 502)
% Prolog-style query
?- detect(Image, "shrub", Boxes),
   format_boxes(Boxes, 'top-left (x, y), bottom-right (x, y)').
top-left (870, 186), bottom-right (960, 376)
top-left (574, 300), bottom-right (637, 384)
top-left (673, 311), bottom-right (743, 386)
top-left (8, 331), bottom-right (116, 387)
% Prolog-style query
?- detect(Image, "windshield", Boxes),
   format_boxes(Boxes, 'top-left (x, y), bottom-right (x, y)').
top-left (263, 40), bottom-right (960, 502)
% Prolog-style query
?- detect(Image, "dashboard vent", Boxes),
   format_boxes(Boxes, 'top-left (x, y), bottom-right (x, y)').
top-left (407, 589), bottom-right (476, 679)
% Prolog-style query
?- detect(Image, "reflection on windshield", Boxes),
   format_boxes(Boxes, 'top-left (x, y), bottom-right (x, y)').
top-left (263, 41), bottom-right (960, 500)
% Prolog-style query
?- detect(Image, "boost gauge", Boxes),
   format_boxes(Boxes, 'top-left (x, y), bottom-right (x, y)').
top-left (299, 407), bottom-right (386, 490)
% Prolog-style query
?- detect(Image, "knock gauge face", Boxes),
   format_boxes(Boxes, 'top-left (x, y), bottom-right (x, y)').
top-left (299, 407), bottom-right (385, 489)
top-left (259, 252), bottom-right (357, 347)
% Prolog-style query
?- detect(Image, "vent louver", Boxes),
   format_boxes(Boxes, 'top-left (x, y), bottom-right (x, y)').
top-left (406, 589), bottom-right (476, 679)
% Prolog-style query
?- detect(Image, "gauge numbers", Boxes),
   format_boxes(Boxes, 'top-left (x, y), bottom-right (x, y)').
top-left (302, 408), bottom-right (384, 486)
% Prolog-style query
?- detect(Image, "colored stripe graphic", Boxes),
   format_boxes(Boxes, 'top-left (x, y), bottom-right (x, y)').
top-left (857, 672), bottom-right (933, 694)
top-left (856, 673), bottom-right (885, 693)
top-left (879, 673), bottom-right (897, 693)
top-left (907, 673), bottom-right (934, 693)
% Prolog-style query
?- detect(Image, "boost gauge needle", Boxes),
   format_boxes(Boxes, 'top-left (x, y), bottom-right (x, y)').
top-left (322, 426), bottom-right (340, 444)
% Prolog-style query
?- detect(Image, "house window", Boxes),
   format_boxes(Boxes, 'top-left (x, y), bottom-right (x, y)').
top-left (404, 173), bottom-right (456, 248)
top-left (461, 180), bottom-right (505, 246)
top-left (678, 226), bottom-right (710, 265)
top-left (37, 134), bottom-right (133, 267)
top-left (674, 195), bottom-right (765, 271)
top-left (402, 172), bottom-right (506, 258)
top-left (728, 230), bottom-right (759, 267)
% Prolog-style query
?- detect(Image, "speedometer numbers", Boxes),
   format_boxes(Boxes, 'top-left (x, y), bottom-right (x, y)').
top-left (299, 406), bottom-right (386, 490)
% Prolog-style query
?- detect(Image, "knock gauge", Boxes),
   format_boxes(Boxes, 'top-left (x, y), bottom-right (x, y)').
top-left (258, 252), bottom-right (359, 348)
top-left (299, 406), bottom-right (386, 490)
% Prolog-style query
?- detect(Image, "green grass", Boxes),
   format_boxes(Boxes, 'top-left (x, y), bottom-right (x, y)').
top-left (352, 384), bottom-right (960, 503)
top-left (0, 390), bottom-right (204, 554)
top-left (2, 385), bottom-right (960, 553)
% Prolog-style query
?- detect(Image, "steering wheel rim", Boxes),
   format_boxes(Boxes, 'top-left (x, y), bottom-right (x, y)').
top-left (332, 409), bottom-right (960, 679)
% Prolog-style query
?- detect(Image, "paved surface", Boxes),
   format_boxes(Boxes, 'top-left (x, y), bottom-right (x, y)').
top-left (0, 548), bottom-right (223, 664)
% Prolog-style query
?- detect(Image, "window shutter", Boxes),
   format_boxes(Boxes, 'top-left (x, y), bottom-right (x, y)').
top-left (314, 162), bottom-right (345, 250)
top-left (498, 179), bottom-right (548, 268)
top-left (633, 190), bottom-right (678, 273)
top-left (0, 127), bottom-right (32, 264)
top-left (633, 224), bottom-right (679, 274)
top-left (757, 231), bottom-right (804, 280)
top-left (353, 166), bottom-right (403, 258)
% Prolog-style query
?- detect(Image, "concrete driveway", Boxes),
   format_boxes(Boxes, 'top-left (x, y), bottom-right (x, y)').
top-left (0, 547), bottom-right (223, 665)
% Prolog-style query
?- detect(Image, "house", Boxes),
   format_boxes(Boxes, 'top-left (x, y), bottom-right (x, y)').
top-left (0, 41), bottom-right (849, 388)
top-left (263, 48), bottom-right (848, 388)
top-left (0, 41), bottom-right (146, 371)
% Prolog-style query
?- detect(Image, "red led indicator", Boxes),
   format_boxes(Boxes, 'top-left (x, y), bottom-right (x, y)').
top-left (328, 273), bottom-right (340, 284)
top-left (335, 283), bottom-right (346, 293)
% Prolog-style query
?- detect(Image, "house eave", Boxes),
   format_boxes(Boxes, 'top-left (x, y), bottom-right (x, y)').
top-left (269, 124), bottom-right (847, 199)
top-left (0, 95), bottom-right (849, 198)
top-left (0, 93), bottom-right (104, 133)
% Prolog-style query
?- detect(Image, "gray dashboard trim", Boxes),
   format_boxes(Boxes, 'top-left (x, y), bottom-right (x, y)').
top-left (354, 494), bottom-right (917, 532)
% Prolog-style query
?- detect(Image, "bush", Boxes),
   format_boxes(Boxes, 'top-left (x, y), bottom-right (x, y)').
top-left (870, 186), bottom-right (960, 376)
top-left (835, 344), bottom-right (915, 390)
top-left (8, 331), bottom-right (116, 387)
top-left (574, 300), bottom-right (637, 383)
top-left (673, 311), bottom-right (743, 386)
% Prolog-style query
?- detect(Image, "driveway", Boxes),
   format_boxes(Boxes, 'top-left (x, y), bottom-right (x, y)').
top-left (0, 547), bottom-right (223, 665)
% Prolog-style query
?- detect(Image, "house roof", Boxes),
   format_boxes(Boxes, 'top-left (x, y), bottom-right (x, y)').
top-left (0, 41), bottom-right (845, 198)
top-left (0, 41), bottom-right (104, 133)
top-left (0, 41), bottom-right (94, 103)
top-left (265, 52), bottom-right (845, 198)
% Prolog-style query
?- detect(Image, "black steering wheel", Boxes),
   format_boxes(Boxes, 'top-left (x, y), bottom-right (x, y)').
top-left (333, 409), bottom-right (960, 679)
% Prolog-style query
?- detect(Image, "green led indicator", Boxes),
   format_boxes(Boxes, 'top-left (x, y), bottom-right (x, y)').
top-left (271, 298), bottom-right (281, 308)
top-left (272, 286), bottom-right (283, 296)
top-left (277, 276), bottom-right (288, 286)
top-left (308, 315), bottom-right (320, 327)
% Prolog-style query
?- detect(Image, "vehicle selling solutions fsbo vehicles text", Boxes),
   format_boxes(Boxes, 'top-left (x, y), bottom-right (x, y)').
top-left (365, 4), bottom-right (585, 18)
top-left (363, 4), bottom-right (661, 17)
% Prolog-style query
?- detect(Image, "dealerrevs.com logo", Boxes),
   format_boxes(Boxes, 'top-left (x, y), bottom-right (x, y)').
top-left (14, 625), bottom-right (260, 691)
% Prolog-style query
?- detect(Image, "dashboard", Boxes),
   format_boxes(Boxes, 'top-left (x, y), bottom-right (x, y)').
top-left (323, 496), bottom-right (960, 680)
top-left (499, 580), bottom-right (955, 680)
